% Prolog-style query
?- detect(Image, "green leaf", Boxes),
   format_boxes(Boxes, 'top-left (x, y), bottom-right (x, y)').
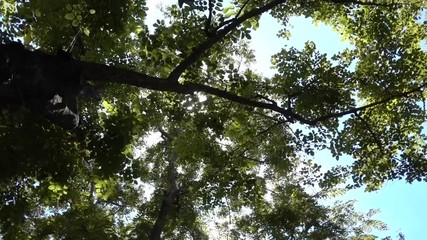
top-left (83, 27), bottom-right (90, 36)
top-left (223, 5), bottom-right (235, 13)
top-left (224, 11), bottom-right (235, 19)
top-left (34, 9), bottom-right (41, 17)
top-left (65, 13), bottom-right (75, 20)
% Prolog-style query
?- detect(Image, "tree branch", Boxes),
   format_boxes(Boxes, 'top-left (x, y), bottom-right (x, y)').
top-left (236, 0), bottom-right (251, 18)
top-left (167, 0), bottom-right (287, 82)
top-left (2, 25), bottom-right (425, 128)
top-left (307, 84), bottom-right (427, 124)
top-left (205, 0), bottom-right (213, 36)
top-left (64, 60), bottom-right (427, 125)
top-left (328, 0), bottom-right (402, 7)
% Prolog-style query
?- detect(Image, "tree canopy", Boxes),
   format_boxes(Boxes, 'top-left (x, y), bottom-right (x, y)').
top-left (0, 0), bottom-right (425, 239)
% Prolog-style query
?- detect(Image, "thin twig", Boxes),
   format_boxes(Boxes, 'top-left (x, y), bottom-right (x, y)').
top-left (236, 0), bottom-right (251, 18)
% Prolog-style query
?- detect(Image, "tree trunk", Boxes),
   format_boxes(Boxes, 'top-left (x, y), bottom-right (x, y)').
top-left (149, 189), bottom-right (176, 240)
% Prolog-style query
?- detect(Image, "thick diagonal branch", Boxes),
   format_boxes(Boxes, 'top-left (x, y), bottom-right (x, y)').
top-left (2, 43), bottom-right (424, 127)
top-left (167, 0), bottom-right (287, 81)
top-left (82, 59), bottom-right (427, 125)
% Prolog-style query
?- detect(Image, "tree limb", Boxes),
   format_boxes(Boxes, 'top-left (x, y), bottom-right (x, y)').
top-left (236, 0), bottom-right (251, 18)
top-left (167, 0), bottom-right (287, 82)
top-left (3, 42), bottom-right (424, 127)
top-left (205, 0), bottom-right (213, 36)
top-left (307, 83), bottom-right (427, 124)
top-left (328, 0), bottom-right (402, 7)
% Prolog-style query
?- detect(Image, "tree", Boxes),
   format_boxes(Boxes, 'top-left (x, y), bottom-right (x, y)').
top-left (0, 0), bottom-right (423, 238)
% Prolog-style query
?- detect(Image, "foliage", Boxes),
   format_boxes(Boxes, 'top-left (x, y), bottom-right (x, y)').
top-left (0, 0), bottom-right (424, 239)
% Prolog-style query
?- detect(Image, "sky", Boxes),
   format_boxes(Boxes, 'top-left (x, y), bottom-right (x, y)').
top-left (146, 1), bottom-right (427, 239)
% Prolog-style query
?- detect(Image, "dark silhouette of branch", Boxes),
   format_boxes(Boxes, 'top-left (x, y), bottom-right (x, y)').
top-left (236, 0), bottom-right (251, 18)
top-left (2, 43), bottom-right (425, 127)
top-left (214, 0), bottom-right (252, 32)
top-left (328, 0), bottom-right (402, 7)
top-left (205, 0), bottom-right (213, 36)
top-left (307, 83), bottom-right (427, 124)
top-left (167, 0), bottom-right (287, 81)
